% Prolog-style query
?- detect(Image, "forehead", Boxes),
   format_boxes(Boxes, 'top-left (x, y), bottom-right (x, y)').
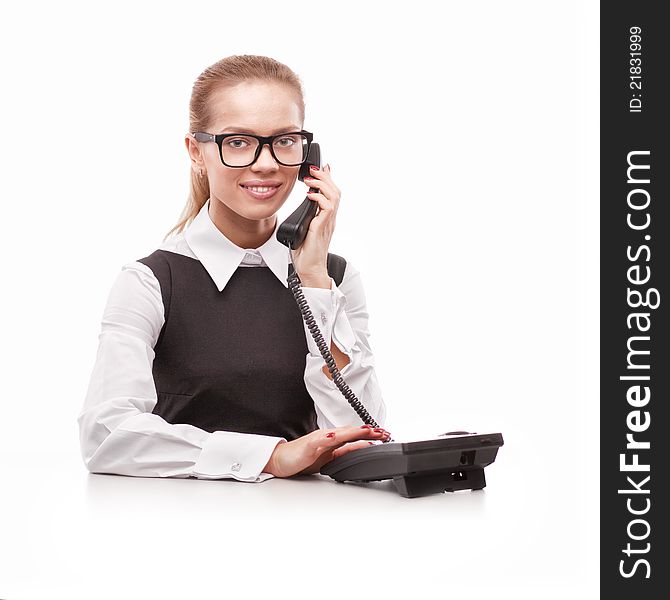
top-left (208, 81), bottom-right (302, 134)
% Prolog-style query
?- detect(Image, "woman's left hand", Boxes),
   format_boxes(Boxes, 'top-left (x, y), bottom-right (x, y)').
top-left (290, 163), bottom-right (341, 288)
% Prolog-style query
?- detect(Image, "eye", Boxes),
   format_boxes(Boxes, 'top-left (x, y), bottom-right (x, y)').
top-left (274, 135), bottom-right (297, 148)
top-left (224, 137), bottom-right (252, 149)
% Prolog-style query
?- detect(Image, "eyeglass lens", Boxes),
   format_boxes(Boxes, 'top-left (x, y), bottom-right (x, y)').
top-left (222, 133), bottom-right (309, 166)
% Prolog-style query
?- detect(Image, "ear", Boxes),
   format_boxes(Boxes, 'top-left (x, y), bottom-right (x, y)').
top-left (185, 133), bottom-right (205, 170)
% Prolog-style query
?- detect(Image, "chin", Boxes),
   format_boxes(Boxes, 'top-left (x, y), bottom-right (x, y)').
top-left (237, 200), bottom-right (284, 220)
top-left (238, 188), bottom-right (289, 208)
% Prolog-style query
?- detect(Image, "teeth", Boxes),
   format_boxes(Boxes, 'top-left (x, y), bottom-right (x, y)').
top-left (244, 186), bottom-right (276, 192)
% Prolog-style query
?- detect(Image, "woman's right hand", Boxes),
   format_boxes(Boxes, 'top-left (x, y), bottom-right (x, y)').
top-left (263, 425), bottom-right (392, 478)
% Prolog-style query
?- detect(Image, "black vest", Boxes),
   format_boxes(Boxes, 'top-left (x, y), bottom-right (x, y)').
top-left (136, 249), bottom-right (346, 441)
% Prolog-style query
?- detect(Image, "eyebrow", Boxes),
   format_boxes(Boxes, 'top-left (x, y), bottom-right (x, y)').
top-left (217, 125), bottom-right (301, 135)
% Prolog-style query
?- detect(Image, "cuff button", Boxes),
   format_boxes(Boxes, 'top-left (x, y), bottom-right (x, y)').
top-left (231, 462), bottom-right (242, 472)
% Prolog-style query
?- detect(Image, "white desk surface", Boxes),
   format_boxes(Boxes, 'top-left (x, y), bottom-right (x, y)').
top-left (2, 426), bottom-right (598, 600)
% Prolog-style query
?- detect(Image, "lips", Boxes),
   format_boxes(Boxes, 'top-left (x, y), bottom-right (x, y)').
top-left (240, 182), bottom-right (282, 200)
top-left (240, 179), bottom-right (282, 189)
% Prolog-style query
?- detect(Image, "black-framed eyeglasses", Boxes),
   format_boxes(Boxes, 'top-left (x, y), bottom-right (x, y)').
top-left (192, 129), bottom-right (313, 168)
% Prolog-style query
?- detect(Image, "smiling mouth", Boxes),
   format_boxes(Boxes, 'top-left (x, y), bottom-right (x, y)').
top-left (239, 183), bottom-right (282, 200)
top-left (240, 184), bottom-right (280, 192)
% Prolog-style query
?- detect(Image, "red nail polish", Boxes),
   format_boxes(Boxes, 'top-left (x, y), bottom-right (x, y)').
top-left (309, 165), bottom-right (319, 170)
top-left (374, 428), bottom-right (384, 432)
top-left (360, 425), bottom-right (373, 429)
top-left (326, 432), bottom-right (335, 438)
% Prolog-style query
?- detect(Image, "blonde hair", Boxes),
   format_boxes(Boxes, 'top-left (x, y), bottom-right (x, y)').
top-left (163, 55), bottom-right (306, 241)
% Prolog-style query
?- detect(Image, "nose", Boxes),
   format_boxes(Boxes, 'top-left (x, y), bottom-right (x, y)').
top-left (252, 143), bottom-right (279, 170)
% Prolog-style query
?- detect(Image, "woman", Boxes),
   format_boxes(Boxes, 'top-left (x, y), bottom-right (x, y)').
top-left (77, 55), bottom-right (389, 483)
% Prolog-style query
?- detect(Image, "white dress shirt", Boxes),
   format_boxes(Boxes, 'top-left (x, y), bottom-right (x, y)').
top-left (77, 199), bottom-right (386, 483)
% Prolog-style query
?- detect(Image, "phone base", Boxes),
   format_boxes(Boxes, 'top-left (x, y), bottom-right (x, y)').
top-left (320, 433), bottom-right (503, 498)
top-left (393, 467), bottom-right (486, 498)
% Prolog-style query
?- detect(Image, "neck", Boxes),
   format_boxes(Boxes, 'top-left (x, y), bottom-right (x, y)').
top-left (208, 197), bottom-right (277, 249)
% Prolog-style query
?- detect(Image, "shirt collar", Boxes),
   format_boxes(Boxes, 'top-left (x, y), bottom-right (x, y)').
top-left (184, 198), bottom-right (291, 291)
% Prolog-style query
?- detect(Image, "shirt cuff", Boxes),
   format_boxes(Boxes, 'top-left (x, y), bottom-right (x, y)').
top-left (192, 431), bottom-right (287, 482)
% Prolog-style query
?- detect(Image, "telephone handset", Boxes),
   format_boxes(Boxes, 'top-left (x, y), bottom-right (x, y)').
top-left (276, 142), bottom-right (322, 250)
top-left (276, 141), bottom-right (504, 498)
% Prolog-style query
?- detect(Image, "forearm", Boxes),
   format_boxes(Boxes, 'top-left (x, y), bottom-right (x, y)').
top-left (322, 341), bottom-right (351, 380)
top-left (300, 272), bottom-right (331, 290)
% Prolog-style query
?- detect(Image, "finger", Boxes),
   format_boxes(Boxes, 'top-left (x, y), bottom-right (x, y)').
top-left (306, 191), bottom-right (335, 214)
top-left (321, 165), bottom-right (341, 195)
top-left (303, 173), bottom-right (342, 200)
top-left (304, 177), bottom-right (338, 204)
top-left (331, 440), bottom-right (376, 459)
top-left (315, 425), bottom-right (390, 449)
top-left (308, 164), bottom-right (327, 178)
top-left (322, 166), bottom-right (340, 196)
top-left (312, 425), bottom-right (391, 439)
top-left (307, 166), bottom-right (341, 197)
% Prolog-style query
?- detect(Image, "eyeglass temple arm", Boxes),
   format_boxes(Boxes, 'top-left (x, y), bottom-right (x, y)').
top-left (192, 132), bottom-right (215, 142)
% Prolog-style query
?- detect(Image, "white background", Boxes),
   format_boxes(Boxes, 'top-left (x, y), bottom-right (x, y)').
top-left (0, 1), bottom-right (599, 598)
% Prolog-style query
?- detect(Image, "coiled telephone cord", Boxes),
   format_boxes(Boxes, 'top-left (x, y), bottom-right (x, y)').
top-left (287, 258), bottom-right (392, 443)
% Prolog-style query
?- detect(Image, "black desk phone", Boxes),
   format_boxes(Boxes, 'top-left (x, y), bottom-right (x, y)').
top-left (276, 142), bottom-right (504, 498)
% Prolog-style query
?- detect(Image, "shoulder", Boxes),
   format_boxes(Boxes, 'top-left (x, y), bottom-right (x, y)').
top-left (327, 252), bottom-right (348, 287)
top-left (132, 231), bottom-right (198, 281)
top-left (330, 253), bottom-right (366, 309)
top-left (133, 232), bottom-right (197, 272)
top-left (110, 260), bottom-right (163, 306)
top-left (99, 260), bottom-right (165, 344)
top-left (328, 252), bottom-right (360, 287)
top-left (159, 230), bottom-right (196, 259)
